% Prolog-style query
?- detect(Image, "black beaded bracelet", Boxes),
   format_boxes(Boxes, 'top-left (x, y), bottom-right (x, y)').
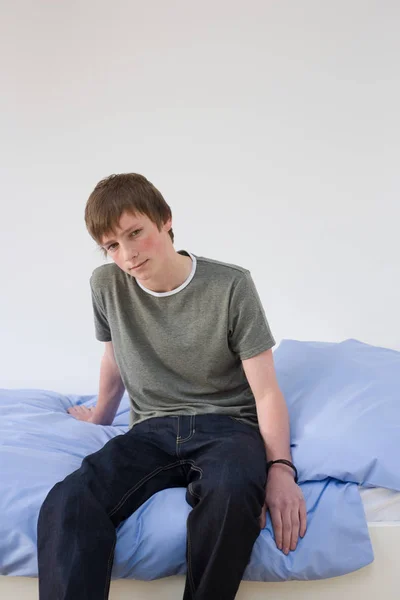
top-left (266, 459), bottom-right (298, 484)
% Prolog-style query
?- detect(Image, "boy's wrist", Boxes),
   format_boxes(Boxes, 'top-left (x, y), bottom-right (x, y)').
top-left (89, 407), bottom-right (113, 426)
top-left (266, 459), bottom-right (298, 483)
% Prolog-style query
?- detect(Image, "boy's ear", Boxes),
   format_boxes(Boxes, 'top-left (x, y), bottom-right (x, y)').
top-left (163, 216), bottom-right (172, 232)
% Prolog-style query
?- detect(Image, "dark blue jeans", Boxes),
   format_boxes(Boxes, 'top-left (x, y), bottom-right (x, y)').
top-left (37, 414), bottom-right (267, 600)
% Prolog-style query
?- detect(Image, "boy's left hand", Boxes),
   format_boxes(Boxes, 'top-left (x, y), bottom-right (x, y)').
top-left (259, 467), bottom-right (307, 554)
top-left (67, 405), bottom-right (96, 422)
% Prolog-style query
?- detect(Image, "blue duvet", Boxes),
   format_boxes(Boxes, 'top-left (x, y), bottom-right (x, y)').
top-left (1, 339), bottom-right (399, 581)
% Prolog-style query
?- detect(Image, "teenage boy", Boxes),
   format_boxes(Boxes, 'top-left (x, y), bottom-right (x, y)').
top-left (37, 173), bottom-right (306, 600)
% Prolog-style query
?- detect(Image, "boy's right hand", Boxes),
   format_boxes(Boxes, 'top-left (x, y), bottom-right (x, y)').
top-left (67, 405), bottom-right (96, 422)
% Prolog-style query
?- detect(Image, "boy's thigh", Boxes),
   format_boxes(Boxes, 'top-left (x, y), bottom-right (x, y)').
top-left (186, 415), bottom-right (267, 498)
top-left (62, 426), bottom-right (185, 522)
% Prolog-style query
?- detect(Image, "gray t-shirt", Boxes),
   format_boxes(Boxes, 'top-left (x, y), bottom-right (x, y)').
top-left (90, 250), bottom-right (275, 428)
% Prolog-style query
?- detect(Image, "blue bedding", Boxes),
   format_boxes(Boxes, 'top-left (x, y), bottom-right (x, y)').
top-left (1, 339), bottom-right (399, 581)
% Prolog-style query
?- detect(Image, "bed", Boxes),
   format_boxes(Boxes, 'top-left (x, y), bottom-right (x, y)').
top-left (1, 338), bottom-right (399, 598)
top-left (1, 490), bottom-right (399, 599)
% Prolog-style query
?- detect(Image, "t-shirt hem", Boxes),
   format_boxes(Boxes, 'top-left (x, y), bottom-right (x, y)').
top-left (96, 334), bottom-right (112, 342)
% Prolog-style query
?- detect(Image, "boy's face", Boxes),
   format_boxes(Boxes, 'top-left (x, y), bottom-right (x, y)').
top-left (100, 210), bottom-right (172, 281)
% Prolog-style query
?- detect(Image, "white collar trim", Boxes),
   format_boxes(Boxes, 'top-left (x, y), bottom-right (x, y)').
top-left (136, 251), bottom-right (197, 297)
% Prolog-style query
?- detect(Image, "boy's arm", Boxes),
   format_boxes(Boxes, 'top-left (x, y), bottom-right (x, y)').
top-left (68, 342), bottom-right (125, 425)
top-left (242, 348), bottom-right (307, 554)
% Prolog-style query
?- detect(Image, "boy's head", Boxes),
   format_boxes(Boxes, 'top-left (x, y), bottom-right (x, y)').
top-left (85, 173), bottom-right (174, 260)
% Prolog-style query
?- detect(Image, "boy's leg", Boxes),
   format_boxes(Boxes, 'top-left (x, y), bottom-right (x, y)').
top-left (179, 414), bottom-right (267, 600)
top-left (37, 417), bottom-right (185, 600)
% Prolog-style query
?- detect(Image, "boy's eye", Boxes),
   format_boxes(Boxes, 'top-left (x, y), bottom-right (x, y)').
top-left (106, 229), bottom-right (142, 252)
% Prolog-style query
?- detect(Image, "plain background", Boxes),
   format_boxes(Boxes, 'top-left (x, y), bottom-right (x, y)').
top-left (1, 0), bottom-right (399, 394)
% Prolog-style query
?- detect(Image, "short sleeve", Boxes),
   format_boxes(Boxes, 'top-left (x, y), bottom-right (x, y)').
top-left (90, 279), bottom-right (112, 342)
top-left (228, 271), bottom-right (275, 360)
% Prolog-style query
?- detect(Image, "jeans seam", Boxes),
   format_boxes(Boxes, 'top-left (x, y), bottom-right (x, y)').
top-left (184, 457), bottom-right (202, 594)
top-left (104, 537), bottom-right (116, 600)
top-left (187, 482), bottom-right (201, 499)
top-left (176, 417), bottom-right (181, 457)
top-left (186, 460), bottom-right (203, 479)
top-left (177, 415), bottom-right (196, 443)
top-left (107, 460), bottom-right (182, 517)
top-left (187, 518), bottom-right (196, 597)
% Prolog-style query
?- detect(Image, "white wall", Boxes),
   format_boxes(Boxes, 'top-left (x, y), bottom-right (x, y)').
top-left (1, 0), bottom-right (399, 394)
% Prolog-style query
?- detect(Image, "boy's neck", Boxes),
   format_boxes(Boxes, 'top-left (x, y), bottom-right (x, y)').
top-left (136, 251), bottom-right (192, 294)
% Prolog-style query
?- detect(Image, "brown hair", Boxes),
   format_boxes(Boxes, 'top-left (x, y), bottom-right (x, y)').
top-left (85, 173), bottom-right (174, 257)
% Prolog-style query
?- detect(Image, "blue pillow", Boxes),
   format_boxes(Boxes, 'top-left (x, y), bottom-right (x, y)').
top-left (274, 338), bottom-right (400, 490)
